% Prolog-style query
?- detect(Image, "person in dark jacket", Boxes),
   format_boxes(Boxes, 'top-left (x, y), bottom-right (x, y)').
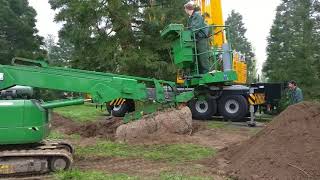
top-left (288, 80), bottom-right (303, 105)
top-left (184, 2), bottom-right (210, 74)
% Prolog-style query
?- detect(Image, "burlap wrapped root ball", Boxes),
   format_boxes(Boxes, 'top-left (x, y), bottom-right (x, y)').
top-left (116, 106), bottom-right (193, 142)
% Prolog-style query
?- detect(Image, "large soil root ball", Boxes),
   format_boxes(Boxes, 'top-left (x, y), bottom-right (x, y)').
top-left (116, 107), bottom-right (192, 142)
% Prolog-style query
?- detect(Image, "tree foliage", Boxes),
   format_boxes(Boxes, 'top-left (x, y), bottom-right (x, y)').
top-left (44, 35), bottom-right (74, 67)
top-left (0, 0), bottom-right (43, 64)
top-left (263, 0), bottom-right (320, 99)
top-left (225, 10), bottom-right (257, 83)
top-left (48, 0), bottom-right (187, 80)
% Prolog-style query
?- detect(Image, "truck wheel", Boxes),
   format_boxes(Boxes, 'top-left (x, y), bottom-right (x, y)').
top-left (188, 98), bottom-right (217, 120)
top-left (218, 95), bottom-right (248, 121)
top-left (107, 99), bottom-right (135, 117)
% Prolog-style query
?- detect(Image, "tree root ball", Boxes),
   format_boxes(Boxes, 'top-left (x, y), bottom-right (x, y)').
top-left (116, 107), bottom-right (193, 142)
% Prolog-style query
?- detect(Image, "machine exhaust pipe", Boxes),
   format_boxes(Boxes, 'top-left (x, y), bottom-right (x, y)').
top-left (222, 43), bottom-right (232, 72)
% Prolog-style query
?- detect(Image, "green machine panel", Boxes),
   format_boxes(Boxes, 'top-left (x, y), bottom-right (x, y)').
top-left (172, 31), bottom-right (194, 68)
top-left (161, 24), bottom-right (194, 69)
top-left (0, 100), bottom-right (49, 145)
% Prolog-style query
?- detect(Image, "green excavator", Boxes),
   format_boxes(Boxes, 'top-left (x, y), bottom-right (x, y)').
top-left (0, 57), bottom-right (194, 176)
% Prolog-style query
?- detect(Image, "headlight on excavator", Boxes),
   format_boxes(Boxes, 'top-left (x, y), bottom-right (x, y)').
top-left (0, 73), bottom-right (3, 81)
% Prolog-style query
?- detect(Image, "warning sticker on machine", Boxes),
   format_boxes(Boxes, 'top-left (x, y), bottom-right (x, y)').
top-left (0, 73), bottom-right (3, 81)
top-left (0, 164), bottom-right (13, 174)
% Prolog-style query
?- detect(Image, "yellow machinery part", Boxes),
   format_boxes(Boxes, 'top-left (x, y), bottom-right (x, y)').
top-left (248, 93), bottom-right (266, 105)
top-left (233, 52), bottom-right (247, 84)
top-left (176, 70), bottom-right (185, 84)
top-left (195, 0), bottom-right (225, 47)
top-left (254, 93), bottom-right (266, 105)
top-left (110, 98), bottom-right (126, 106)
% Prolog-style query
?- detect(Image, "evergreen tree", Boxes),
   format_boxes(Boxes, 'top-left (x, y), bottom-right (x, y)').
top-left (44, 35), bottom-right (74, 67)
top-left (263, 0), bottom-right (320, 99)
top-left (225, 10), bottom-right (257, 83)
top-left (49, 0), bottom-right (186, 80)
top-left (0, 0), bottom-right (43, 64)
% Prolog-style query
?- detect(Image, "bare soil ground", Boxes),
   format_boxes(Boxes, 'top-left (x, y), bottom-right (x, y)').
top-left (51, 112), bottom-right (258, 179)
top-left (202, 102), bottom-right (320, 180)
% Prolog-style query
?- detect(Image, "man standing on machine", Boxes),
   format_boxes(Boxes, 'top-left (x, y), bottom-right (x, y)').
top-left (184, 2), bottom-right (210, 74)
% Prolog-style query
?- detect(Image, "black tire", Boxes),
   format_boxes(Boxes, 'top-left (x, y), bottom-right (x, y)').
top-left (188, 98), bottom-right (217, 120)
top-left (107, 99), bottom-right (135, 117)
top-left (218, 95), bottom-right (248, 121)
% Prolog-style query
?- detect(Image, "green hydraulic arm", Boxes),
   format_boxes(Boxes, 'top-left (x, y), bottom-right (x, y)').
top-left (0, 58), bottom-right (193, 106)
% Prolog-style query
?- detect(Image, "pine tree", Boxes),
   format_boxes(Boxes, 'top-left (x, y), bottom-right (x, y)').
top-left (225, 10), bottom-right (257, 83)
top-left (0, 0), bottom-right (43, 64)
top-left (263, 0), bottom-right (320, 99)
top-left (49, 0), bottom-right (187, 80)
top-left (44, 35), bottom-right (74, 67)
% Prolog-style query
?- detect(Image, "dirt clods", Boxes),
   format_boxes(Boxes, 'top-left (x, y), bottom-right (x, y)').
top-left (74, 118), bottom-right (123, 140)
top-left (52, 113), bottom-right (123, 140)
top-left (221, 102), bottom-right (320, 180)
top-left (116, 107), bottom-right (193, 143)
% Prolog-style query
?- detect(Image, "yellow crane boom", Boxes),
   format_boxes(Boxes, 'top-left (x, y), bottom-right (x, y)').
top-left (194, 0), bottom-right (225, 47)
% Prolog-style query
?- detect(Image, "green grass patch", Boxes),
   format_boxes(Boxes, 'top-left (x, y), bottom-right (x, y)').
top-left (76, 141), bottom-right (215, 163)
top-left (69, 133), bottom-right (81, 140)
top-left (207, 121), bottom-right (263, 136)
top-left (207, 121), bottom-right (229, 129)
top-left (255, 114), bottom-right (274, 123)
top-left (160, 172), bottom-right (211, 180)
top-left (54, 103), bottom-right (105, 122)
top-left (54, 169), bottom-right (137, 180)
top-left (48, 130), bottom-right (65, 140)
top-left (47, 131), bottom-right (81, 141)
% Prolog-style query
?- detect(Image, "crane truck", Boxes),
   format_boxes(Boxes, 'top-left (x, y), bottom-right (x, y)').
top-left (0, 0), bottom-right (283, 176)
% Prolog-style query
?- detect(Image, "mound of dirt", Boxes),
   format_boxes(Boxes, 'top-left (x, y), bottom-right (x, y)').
top-left (74, 118), bottom-right (123, 140)
top-left (52, 113), bottom-right (81, 134)
top-left (52, 113), bottom-right (123, 140)
top-left (116, 106), bottom-right (193, 143)
top-left (221, 102), bottom-right (320, 180)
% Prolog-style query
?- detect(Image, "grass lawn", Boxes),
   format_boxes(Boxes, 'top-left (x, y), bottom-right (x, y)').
top-left (207, 121), bottom-right (230, 129)
top-left (207, 120), bottom-right (263, 135)
top-left (55, 169), bottom-right (138, 180)
top-left (76, 141), bottom-right (216, 163)
top-left (48, 130), bottom-right (81, 140)
top-left (159, 172), bottom-right (211, 180)
top-left (48, 130), bottom-right (65, 139)
top-left (54, 103), bottom-right (106, 122)
top-left (55, 170), bottom-right (212, 180)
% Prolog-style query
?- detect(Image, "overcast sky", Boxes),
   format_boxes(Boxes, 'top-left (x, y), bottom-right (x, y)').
top-left (28, 0), bottom-right (281, 74)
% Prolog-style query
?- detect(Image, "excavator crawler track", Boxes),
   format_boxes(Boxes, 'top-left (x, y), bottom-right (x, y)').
top-left (0, 140), bottom-right (73, 177)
